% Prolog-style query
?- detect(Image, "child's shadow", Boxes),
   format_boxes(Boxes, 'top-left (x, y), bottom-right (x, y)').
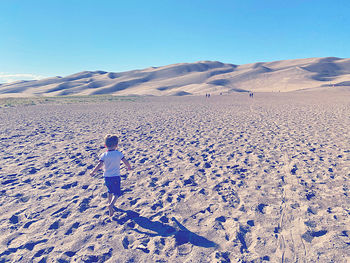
top-left (114, 207), bottom-right (217, 248)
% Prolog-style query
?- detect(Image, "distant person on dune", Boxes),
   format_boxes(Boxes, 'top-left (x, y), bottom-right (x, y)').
top-left (90, 134), bottom-right (132, 216)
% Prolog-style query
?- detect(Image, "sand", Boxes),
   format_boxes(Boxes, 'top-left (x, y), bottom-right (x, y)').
top-left (0, 91), bottom-right (349, 262)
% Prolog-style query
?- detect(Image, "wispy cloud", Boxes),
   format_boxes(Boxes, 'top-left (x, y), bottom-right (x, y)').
top-left (0, 73), bottom-right (47, 84)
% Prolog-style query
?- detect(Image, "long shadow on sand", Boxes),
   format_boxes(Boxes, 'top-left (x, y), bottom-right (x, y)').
top-left (114, 208), bottom-right (217, 248)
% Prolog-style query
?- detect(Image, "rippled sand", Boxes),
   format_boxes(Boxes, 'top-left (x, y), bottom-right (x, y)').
top-left (0, 91), bottom-right (349, 262)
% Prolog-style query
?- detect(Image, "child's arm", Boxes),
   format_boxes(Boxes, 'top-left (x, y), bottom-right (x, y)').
top-left (122, 157), bottom-right (132, 171)
top-left (90, 161), bottom-right (103, 176)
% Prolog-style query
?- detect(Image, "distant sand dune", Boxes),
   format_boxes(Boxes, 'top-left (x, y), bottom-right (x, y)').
top-left (1, 57), bottom-right (350, 97)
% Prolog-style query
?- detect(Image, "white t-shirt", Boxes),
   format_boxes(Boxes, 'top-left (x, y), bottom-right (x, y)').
top-left (99, 150), bottom-right (124, 177)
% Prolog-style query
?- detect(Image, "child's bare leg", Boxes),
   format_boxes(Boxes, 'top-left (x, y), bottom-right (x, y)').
top-left (108, 193), bottom-right (113, 204)
top-left (108, 194), bottom-right (118, 216)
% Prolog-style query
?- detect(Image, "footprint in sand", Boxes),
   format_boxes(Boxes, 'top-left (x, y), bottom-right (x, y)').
top-left (32, 246), bottom-right (54, 258)
top-left (80, 248), bottom-right (113, 262)
top-left (301, 230), bottom-right (328, 243)
top-left (65, 222), bottom-right (80, 235)
top-left (256, 203), bottom-right (268, 214)
top-left (48, 220), bottom-right (60, 230)
top-left (9, 214), bottom-right (19, 224)
top-left (78, 196), bottom-right (93, 213)
top-left (61, 181), bottom-right (78, 189)
top-left (122, 236), bottom-right (130, 249)
top-left (213, 179), bottom-right (240, 208)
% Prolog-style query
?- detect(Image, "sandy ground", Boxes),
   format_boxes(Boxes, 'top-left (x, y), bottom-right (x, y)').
top-left (0, 91), bottom-right (349, 263)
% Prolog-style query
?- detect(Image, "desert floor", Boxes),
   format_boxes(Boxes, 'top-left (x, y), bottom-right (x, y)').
top-left (0, 91), bottom-right (349, 263)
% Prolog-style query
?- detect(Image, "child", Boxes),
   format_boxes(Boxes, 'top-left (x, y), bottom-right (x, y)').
top-left (90, 134), bottom-right (132, 216)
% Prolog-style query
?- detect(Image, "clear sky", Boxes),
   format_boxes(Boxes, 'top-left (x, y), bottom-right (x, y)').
top-left (1, 0), bottom-right (349, 83)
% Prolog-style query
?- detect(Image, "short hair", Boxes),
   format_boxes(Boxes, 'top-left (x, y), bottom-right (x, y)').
top-left (104, 134), bottom-right (119, 148)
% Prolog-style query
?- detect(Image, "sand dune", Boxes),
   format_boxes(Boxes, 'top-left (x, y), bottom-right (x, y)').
top-left (0, 90), bottom-right (349, 262)
top-left (1, 57), bottom-right (350, 97)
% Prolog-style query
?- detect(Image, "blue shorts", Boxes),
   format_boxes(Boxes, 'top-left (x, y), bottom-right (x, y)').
top-left (104, 176), bottom-right (121, 196)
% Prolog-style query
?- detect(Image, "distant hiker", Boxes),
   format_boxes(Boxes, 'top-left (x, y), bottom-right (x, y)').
top-left (90, 134), bottom-right (132, 216)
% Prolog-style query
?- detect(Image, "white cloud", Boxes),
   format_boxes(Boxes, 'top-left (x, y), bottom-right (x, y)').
top-left (0, 73), bottom-right (47, 84)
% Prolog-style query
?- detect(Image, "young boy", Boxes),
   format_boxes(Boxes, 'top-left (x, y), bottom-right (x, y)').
top-left (90, 134), bottom-right (132, 216)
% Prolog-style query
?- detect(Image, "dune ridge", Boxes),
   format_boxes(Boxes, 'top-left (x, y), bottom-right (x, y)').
top-left (1, 57), bottom-right (350, 97)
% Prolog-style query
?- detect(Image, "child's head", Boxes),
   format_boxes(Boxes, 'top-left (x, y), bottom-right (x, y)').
top-left (104, 134), bottom-right (119, 149)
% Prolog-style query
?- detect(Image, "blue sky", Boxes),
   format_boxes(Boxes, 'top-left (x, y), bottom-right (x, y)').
top-left (0, 0), bottom-right (349, 82)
